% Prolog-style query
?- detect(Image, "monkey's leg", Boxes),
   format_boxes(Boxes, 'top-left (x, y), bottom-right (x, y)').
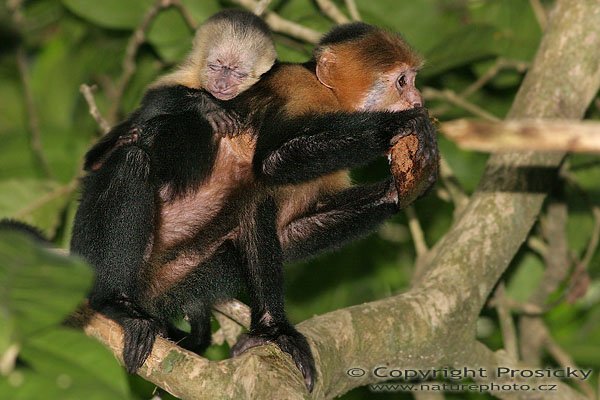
top-left (282, 179), bottom-right (401, 263)
top-left (158, 240), bottom-right (245, 353)
top-left (166, 304), bottom-right (212, 354)
top-left (254, 107), bottom-right (435, 185)
top-left (231, 197), bottom-right (316, 392)
top-left (72, 145), bottom-right (162, 373)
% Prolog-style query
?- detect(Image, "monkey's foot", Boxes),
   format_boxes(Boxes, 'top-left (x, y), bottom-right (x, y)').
top-left (121, 316), bottom-right (163, 374)
top-left (231, 327), bottom-right (316, 392)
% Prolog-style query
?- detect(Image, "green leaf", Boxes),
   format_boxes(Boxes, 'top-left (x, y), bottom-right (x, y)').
top-left (469, 0), bottom-right (541, 61)
top-left (180, 0), bottom-right (221, 25)
top-left (62, 0), bottom-right (154, 30)
top-left (506, 253), bottom-right (544, 303)
top-left (20, 328), bottom-right (129, 400)
top-left (0, 179), bottom-right (73, 238)
top-left (147, 8), bottom-right (192, 63)
top-left (0, 231), bottom-right (92, 339)
top-left (423, 24), bottom-right (499, 77)
top-left (358, 0), bottom-right (463, 53)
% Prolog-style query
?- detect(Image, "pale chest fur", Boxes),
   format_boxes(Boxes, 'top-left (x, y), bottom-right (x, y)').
top-left (156, 134), bottom-right (256, 251)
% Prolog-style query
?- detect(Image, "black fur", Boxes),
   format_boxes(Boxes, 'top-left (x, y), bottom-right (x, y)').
top-left (72, 24), bottom-right (438, 390)
top-left (319, 22), bottom-right (374, 46)
top-left (252, 107), bottom-right (433, 185)
top-left (84, 86), bottom-right (231, 172)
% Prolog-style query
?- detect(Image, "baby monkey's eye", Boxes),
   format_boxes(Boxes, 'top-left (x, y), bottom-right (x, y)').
top-left (208, 64), bottom-right (221, 71)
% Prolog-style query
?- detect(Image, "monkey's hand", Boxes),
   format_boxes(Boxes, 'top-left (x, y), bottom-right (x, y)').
top-left (206, 109), bottom-right (242, 138)
top-left (197, 94), bottom-right (242, 137)
top-left (231, 324), bottom-right (316, 392)
top-left (116, 126), bottom-right (141, 147)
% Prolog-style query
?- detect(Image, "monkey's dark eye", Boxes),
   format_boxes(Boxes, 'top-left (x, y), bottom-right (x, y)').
top-left (233, 71), bottom-right (248, 79)
top-left (397, 74), bottom-right (407, 89)
top-left (208, 64), bottom-right (221, 71)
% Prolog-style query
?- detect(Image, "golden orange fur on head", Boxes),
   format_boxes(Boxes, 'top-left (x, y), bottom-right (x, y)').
top-left (315, 24), bottom-right (423, 111)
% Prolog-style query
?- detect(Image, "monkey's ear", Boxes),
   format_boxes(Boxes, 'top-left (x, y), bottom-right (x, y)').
top-left (316, 49), bottom-right (336, 89)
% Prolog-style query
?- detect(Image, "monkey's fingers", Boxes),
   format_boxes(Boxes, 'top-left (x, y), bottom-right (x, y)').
top-left (231, 331), bottom-right (316, 392)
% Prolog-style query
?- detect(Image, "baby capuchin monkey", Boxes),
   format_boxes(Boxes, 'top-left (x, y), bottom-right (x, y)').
top-left (84, 9), bottom-right (276, 171)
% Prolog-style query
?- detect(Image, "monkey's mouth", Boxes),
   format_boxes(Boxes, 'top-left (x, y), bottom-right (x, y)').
top-left (212, 90), bottom-right (237, 100)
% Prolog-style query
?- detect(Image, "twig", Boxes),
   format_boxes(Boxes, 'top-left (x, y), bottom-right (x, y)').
top-left (488, 297), bottom-right (545, 316)
top-left (9, 1), bottom-right (53, 179)
top-left (253, 0), bottom-right (272, 16)
top-left (108, 0), bottom-right (170, 123)
top-left (545, 333), bottom-right (596, 398)
top-left (212, 313), bottom-right (244, 347)
top-left (566, 206), bottom-right (600, 303)
top-left (231, 0), bottom-right (321, 43)
top-left (491, 283), bottom-right (519, 360)
top-left (405, 206), bottom-right (428, 258)
top-left (14, 180), bottom-right (78, 219)
top-left (345, 0), bottom-right (361, 21)
top-left (213, 299), bottom-right (251, 329)
top-left (423, 88), bottom-right (501, 122)
top-left (578, 207), bottom-right (600, 271)
top-left (531, 201), bottom-right (570, 305)
top-left (529, 0), bottom-right (548, 31)
top-left (315, 0), bottom-right (350, 24)
top-left (460, 58), bottom-right (529, 99)
top-left (527, 235), bottom-right (548, 258)
top-left (441, 119), bottom-right (600, 153)
top-left (169, 0), bottom-right (196, 29)
top-left (438, 157), bottom-right (469, 212)
top-left (79, 84), bottom-right (111, 135)
top-left (0, 344), bottom-right (19, 376)
top-left (15, 48), bottom-right (53, 178)
top-left (431, 58), bottom-right (528, 117)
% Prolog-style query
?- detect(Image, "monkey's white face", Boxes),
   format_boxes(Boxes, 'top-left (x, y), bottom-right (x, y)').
top-left (360, 65), bottom-right (422, 112)
top-left (204, 47), bottom-right (256, 100)
top-left (205, 61), bottom-right (250, 100)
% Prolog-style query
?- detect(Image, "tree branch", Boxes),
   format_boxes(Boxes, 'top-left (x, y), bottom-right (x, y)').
top-left (231, 0), bottom-right (321, 43)
top-left (441, 119), bottom-right (600, 153)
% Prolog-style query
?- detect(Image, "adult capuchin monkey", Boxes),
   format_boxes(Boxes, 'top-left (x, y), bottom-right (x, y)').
top-left (72, 21), bottom-right (438, 392)
top-left (84, 9), bottom-right (276, 171)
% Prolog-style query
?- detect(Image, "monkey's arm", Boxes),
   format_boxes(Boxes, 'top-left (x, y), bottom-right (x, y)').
top-left (84, 86), bottom-right (239, 172)
top-left (142, 85), bottom-right (241, 137)
top-left (253, 107), bottom-right (435, 185)
top-left (281, 179), bottom-right (398, 262)
top-left (71, 145), bottom-right (160, 372)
